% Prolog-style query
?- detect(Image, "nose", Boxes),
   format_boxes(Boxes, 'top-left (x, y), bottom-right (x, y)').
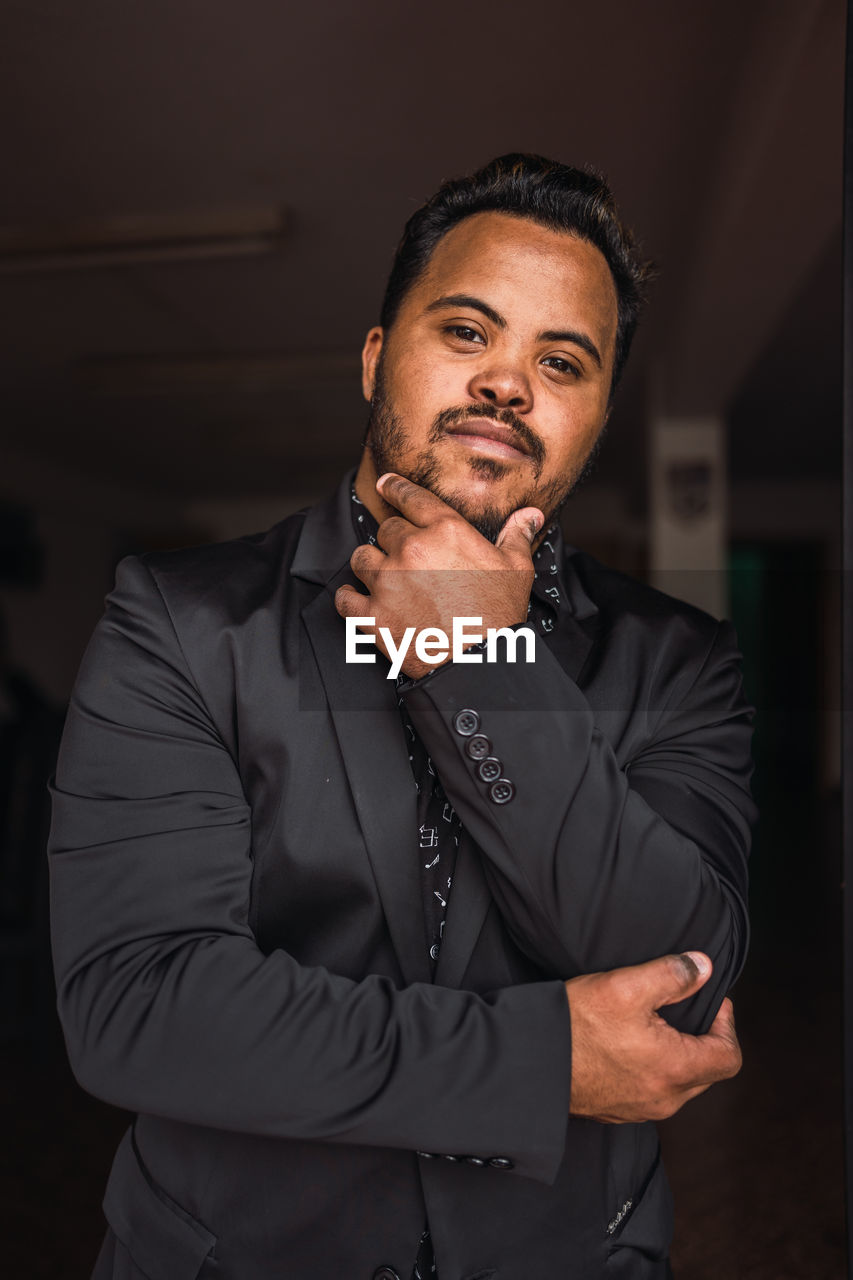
top-left (467, 357), bottom-right (533, 414)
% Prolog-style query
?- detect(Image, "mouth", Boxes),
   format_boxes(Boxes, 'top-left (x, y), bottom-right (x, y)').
top-left (444, 418), bottom-right (532, 462)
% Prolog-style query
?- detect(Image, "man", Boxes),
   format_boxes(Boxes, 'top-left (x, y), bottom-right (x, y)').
top-left (48, 154), bottom-right (754, 1279)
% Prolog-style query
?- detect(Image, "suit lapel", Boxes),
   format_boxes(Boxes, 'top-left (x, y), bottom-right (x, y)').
top-left (545, 612), bottom-right (598, 685)
top-left (545, 547), bottom-right (600, 685)
top-left (296, 489), bottom-right (432, 986)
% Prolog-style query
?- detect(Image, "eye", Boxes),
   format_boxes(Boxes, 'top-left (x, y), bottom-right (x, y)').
top-left (443, 324), bottom-right (486, 345)
top-left (542, 355), bottom-right (581, 378)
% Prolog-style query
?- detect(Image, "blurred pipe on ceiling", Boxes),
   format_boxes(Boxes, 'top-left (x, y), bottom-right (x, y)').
top-left (0, 207), bottom-right (288, 272)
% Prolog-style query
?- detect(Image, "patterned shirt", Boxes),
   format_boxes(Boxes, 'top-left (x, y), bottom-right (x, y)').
top-left (349, 488), bottom-right (568, 1278)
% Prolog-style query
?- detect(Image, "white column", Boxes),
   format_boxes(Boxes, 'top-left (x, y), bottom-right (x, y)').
top-left (649, 416), bottom-right (728, 620)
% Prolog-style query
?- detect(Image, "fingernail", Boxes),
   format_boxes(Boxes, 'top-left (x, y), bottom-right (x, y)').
top-left (523, 511), bottom-right (544, 540)
top-left (682, 951), bottom-right (711, 978)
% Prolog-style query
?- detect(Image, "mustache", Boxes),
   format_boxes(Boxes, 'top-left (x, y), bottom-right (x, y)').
top-left (430, 404), bottom-right (546, 468)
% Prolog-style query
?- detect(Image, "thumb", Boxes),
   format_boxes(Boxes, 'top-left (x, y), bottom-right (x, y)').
top-left (495, 506), bottom-right (544, 554)
top-left (633, 951), bottom-right (714, 1010)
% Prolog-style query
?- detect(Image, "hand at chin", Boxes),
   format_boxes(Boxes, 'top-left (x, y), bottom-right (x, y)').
top-left (335, 472), bottom-right (544, 679)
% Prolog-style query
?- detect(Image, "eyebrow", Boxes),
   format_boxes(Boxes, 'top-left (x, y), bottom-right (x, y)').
top-left (424, 293), bottom-right (603, 369)
top-left (537, 328), bottom-right (602, 369)
top-left (424, 293), bottom-right (506, 329)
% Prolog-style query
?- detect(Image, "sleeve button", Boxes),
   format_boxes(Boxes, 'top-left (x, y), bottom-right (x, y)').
top-left (443, 1153), bottom-right (462, 1161)
top-left (477, 757), bottom-right (502, 783)
top-left (489, 778), bottom-right (515, 804)
top-left (465, 733), bottom-right (491, 760)
top-left (465, 1155), bottom-right (487, 1166)
top-left (488, 1156), bottom-right (515, 1169)
top-left (453, 709), bottom-right (480, 736)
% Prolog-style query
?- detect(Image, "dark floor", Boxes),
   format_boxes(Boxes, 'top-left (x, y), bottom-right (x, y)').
top-left (661, 951), bottom-right (846, 1279)
top-left (1, 803), bottom-right (848, 1279)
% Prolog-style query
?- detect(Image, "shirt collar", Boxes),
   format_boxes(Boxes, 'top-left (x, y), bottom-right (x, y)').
top-left (351, 486), bottom-right (380, 547)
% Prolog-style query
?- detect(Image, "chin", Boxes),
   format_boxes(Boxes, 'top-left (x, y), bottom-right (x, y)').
top-left (419, 473), bottom-right (526, 545)
top-left (412, 451), bottom-right (518, 502)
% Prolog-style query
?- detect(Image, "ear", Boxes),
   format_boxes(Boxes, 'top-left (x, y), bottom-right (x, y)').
top-left (361, 326), bottom-right (384, 402)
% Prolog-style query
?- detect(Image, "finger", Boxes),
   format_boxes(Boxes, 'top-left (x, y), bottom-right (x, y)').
top-left (334, 584), bottom-right (373, 618)
top-left (653, 952), bottom-right (714, 1008)
top-left (349, 543), bottom-right (385, 587)
top-left (608, 951), bottom-right (713, 1011)
top-left (376, 472), bottom-right (458, 526)
top-left (494, 506), bottom-right (544, 556)
top-left (706, 996), bottom-right (736, 1039)
top-left (375, 513), bottom-right (415, 553)
top-left (674, 1032), bottom-right (742, 1087)
top-left (699, 998), bottom-right (742, 1074)
top-left (667, 1007), bottom-right (742, 1086)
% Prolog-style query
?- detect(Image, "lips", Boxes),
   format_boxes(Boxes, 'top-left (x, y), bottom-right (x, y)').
top-left (444, 418), bottom-right (532, 460)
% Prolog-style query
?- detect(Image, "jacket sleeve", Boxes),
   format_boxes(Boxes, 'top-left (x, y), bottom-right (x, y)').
top-left (48, 555), bottom-right (573, 1185)
top-left (400, 618), bottom-right (756, 1035)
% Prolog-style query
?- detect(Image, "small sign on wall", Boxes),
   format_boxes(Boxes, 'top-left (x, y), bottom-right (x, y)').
top-left (650, 418), bottom-right (727, 618)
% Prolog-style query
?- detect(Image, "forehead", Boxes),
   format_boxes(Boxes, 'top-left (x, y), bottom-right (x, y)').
top-left (412, 210), bottom-right (618, 348)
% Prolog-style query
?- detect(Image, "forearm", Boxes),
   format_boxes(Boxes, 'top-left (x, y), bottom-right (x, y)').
top-left (51, 905), bottom-right (572, 1181)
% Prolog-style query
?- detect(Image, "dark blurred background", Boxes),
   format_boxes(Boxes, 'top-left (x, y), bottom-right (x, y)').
top-left (0, 2), bottom-right (846, 1276)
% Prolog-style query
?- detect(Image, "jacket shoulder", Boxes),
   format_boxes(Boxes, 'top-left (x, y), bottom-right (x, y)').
top-left (126, 511), bottom-right (309, 618)
top-left (565, 549), bottom-right (737, 701)
top-left (568, 548), bottom-right (722, 640)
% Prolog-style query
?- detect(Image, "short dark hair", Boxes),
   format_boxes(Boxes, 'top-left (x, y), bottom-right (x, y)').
top-left (379, 152), bottom-right (655, 397)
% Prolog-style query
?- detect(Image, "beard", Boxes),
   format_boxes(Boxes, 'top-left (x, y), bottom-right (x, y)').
top-left (362, 352), bottom-right (605, 543)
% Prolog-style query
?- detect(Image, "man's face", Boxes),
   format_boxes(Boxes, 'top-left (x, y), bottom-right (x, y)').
top-left (358, 211), bottom-right (618, 540)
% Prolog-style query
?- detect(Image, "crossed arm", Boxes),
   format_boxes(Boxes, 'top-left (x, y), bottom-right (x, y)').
top-left (49, 476), bottom-right (749, 1187)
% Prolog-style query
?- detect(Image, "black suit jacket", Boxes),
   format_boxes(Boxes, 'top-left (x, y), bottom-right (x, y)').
top-left (48, 472), bottom-right (755, 1280)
